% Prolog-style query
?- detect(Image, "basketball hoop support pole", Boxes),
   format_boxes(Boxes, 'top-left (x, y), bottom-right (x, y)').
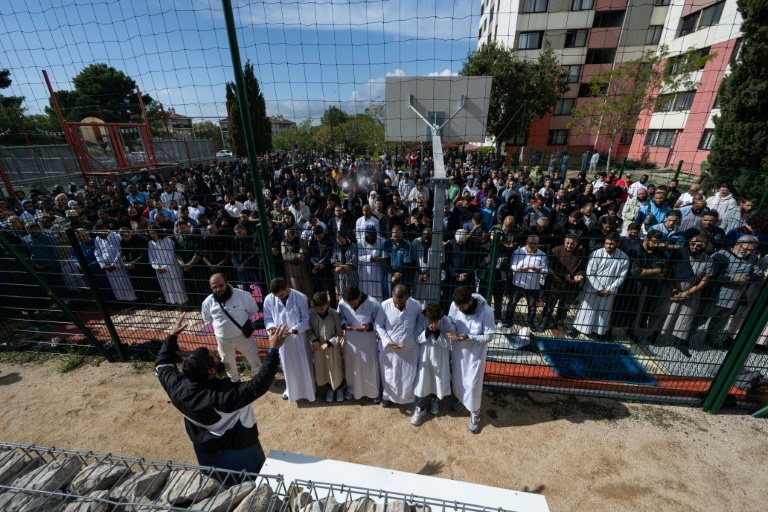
top-left (408, 94), bottom-right (466, 301)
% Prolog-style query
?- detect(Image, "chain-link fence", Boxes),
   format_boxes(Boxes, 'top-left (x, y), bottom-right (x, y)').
top-left (0, 145), bottom-right (84, 196)
top-left (1, 215), bottom-right (766, 410)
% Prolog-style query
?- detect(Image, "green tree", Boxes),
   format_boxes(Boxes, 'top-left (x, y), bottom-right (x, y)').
top-left (569, 47), bottom-right (713, 171)
top-left (226, 61), bottom-right (272, 154)
top-left (708, 0), bottom-right (768, 198)
top-left (459, 40), bottom-right (570, 147)
top-left (193, 120), bottom-right (225, 151)
top-left (272, 119), bottom-right (322, 152)
top-left (46, 64), bottom-right (153, 124)
top-left (320, 106), bottom-right (349, 127)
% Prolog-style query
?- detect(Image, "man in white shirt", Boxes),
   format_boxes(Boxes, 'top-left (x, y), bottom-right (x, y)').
top-left (507, 235), bottom-right (548, 327)
top-left (186, 196), bottom-right (205, 222)
top-left (160, 184), bottom-right (184, 209)
top-left (224, 193), bottom-right (245, 218)
top-left (627, 174), bottom-right (649, 198)
top-left (355, 204), bottom-right (380, 244)
top-left (289, 197), bottom-right (311, 227)
top-left (201, 273), bottom-right (261, 382)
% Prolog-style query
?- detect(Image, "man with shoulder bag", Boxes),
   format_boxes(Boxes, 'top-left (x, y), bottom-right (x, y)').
top-left (201, 273), bottom-right (261, 382)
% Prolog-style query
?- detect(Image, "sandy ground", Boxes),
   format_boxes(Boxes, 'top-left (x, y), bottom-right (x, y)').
top-left (0, 357), bottom-right (765, 512)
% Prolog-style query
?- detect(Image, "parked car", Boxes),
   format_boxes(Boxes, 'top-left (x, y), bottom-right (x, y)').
top-left (216, 150), bottom-right (233, 158)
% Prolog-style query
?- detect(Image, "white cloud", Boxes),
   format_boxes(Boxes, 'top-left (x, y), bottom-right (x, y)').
top-left (427, 69), bottom-right (457, 77)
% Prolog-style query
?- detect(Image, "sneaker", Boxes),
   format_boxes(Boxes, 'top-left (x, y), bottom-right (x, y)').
top-left (411, 407), bottom-right (425, 426)
top-left (336, 388), bottom-right (344, 402)
top-left (451, 399), bottom-right (462, 412)
top-left (325, 389), bottom-right (334, 403)
top-left (344, 389), bottom-right (354, 401)
top-left (469, 412), bottom-right (480, 433)
top-left (429, 397), bottom-right (439, 415)
top-left (282, 391), bottom-right (289, 400)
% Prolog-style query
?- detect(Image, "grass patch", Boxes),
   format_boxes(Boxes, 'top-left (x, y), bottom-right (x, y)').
top-left (55, 351), bottom-right (85, 373)
top-left (0, 351), bottom-right (49, 365)
top-left (130, 359), bottom-right (155, 374)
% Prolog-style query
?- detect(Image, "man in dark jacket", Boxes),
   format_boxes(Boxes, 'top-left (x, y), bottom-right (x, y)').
top-left (156, 314), bottom-right (289, 480)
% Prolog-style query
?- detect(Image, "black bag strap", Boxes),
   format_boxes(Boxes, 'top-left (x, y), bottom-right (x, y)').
top-left (217, 301), bottom-right (244, 330)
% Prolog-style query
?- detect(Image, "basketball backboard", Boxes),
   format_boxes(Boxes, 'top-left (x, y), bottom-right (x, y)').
top-left (384, 76), bottom-right (492, 143)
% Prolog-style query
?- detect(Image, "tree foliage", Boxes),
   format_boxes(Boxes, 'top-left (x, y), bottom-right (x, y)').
top-left (193, 120), bottom-right (225, 151)
top-left (46, 64), bottom-right (153, 124)
top-left (459, 40), bottom-right (570, 144)
top-left (708, 0), bottom-right (768, 197)
top-left (569, 46), bottom-right (713, 170)
top-left (225, 61), bottom-right (272, 155)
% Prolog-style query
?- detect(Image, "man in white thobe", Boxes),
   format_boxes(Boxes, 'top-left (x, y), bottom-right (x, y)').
top-left (263, 278), bottom-right (315, 403)
top-left (447, 287), bottom-right (495, 433)
top-left (357, 227), bottom-right (384, 301)
top-left (201, 273), bottom-right (261, 381)
top-left (573, 233), bottom-right (629, 340)
top-left (375, 284), bottom-right (422, 406)
top-left (338, 286), bottom-right (383, 401)
top-left (94, 228), bottom-right (137, 301)
top-left (355, 205), bottom-right (380, 244)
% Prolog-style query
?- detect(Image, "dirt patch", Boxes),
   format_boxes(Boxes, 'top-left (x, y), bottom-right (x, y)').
top-left (0, 356), bottom-right (765, 511)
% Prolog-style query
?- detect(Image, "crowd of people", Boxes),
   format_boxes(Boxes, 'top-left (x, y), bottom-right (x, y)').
top-left (1, 149), bottom-right (766, 366)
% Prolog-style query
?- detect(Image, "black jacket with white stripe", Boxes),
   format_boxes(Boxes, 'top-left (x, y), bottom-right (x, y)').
top-left (155, 335), bottom-right (279, 451)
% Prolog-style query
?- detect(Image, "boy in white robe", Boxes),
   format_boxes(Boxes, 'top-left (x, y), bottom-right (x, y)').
top-left (263, 278), bottom-right (315, 403)
top-left (338, 286), bottom-right (382, 401)
top-left (448, 287), bottom-right (495, 433)
top-left (411, 303), bottom-right (454, 426)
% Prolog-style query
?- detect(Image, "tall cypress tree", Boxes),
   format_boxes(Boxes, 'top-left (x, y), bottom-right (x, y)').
top-left (709, 0), bottom-right (768, 197)
top-left (225, 82), bottom-right (245, 157)
top-left (243, 61), bottom-right (272, 152)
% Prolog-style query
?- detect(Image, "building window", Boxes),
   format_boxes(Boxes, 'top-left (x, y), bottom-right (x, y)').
top-left (674, 91), bottom-right (696, 111)
top-left (518, 31), bottom-right (544, 50)
top-left (564, 29), bottom-right (589, 48)
top-left (677, 13), bottom-right (699, 37)
top-left (489, 5), bottom-right (494, 24)
top-left (713, 93), bottom-right (720, 109)
top-left (645, 26), bottom-right (663, 45)
top-left (698, 129), bottom-right (714, 150)
top-left (667, 47), bottom-right (710, 75)
top-left (522, 0), bottom-right (548, 13)
top-left (571, 0), bottom-right (594, 11)
top-left (654, 0), bottom-right (671, 5)
top-left (592, 10), bottom-right (625, 28)
top-left (619, 131), bottom-right (635, 145)
top-left (578, 83), bottom-right (592, 97)
top-left (548, 129), bottom-right (569, 145)
top-left (585, 48), bottom-right (616, 64)
top-left (553, 98), bottom-right (576, 115)
top-left (730, 38), bottom-right (742, 65)
top-left (644, 129), bottom-right (676, 147)
top-left (562, 64), bottom-right (582, 83)
top-left (655, 94), bottom-right (674, 112)
top-left (699, 2), bottom-right (725, 28)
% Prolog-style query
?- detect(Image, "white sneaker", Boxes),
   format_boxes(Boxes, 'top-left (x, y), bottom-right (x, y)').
top-left (336, 388), bottom-right (344, 402)
top-left (282, 391), bottom-right (289, 400)
top-left (429, 397), bottom-right (439, 415)
top-left (325, 389), bottom-right (335, 403)
top-left (469, 412), bottom-right (480, 433)
top-left (411, 407), bottom-right (425, 426)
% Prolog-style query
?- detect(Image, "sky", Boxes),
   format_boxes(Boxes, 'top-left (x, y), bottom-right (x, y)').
top-left (0, 0), bottom-right (480, 123)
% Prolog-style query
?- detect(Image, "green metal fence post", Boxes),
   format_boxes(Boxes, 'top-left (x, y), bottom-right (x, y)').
top-left (702, 282), bottom-right (768, 413)
top-left (756, 186), bottom-right (768, 212)
top-left (0, 231), bottom-right (116, 363)
top-left (673, 160), bottom-right (684, 182)
top-left (65, 228), bottom-right (127, 362)
top-left (221, 0), bottom-right (275, 285)
top-left (618, 156), bottom-right (628, 179)
top-left (484, 232), bottom-right (501, 303)
top-left (752, 404), bottom-right (768, 418)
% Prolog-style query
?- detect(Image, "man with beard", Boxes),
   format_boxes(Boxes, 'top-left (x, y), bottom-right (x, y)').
top-left (202, 273), bottom-right (262, 382)
top-left (721, 197), bottom-right (757, 233)
top-left (635, 190), bottom-right (671, 235)
top-left (678, 194), bottom-right (710, 231)
top-left (93, 223), bottom-right (137, 302)
top-left (156, 314), bottom-right (289, 478)
top-left (264, 278), bottom-right (315, 403)
top-left (444, 229), bottom-right (478, 313)
top-left (119, 227), bottom-right (160, 302)
top-left (622, 187), bottom-right (649, 228)
top-left (381, 225), bottom-right (412, 296)
top-left (684, 210), bottom-right (726, 255)
top-left (700, 236), bottom-right (761, 347)
top-left (619, 230), bottom-right (668, 343)
top-left (650, 234), bottom-right (712, 357)
top-left (573, 233), bottom-right (629, 340)
top-left (553, 210), bottom-right (587, 248)
top-left (355, 204), bottom-right (381, 243)
top-left (328, 205), bottom-right (353, 239)
top-left (308, 225), bottom-right (337, 307)
top-left (357, 226), bottom-right (384, 301)
top-left (539, 234), bottom-right (585, 335)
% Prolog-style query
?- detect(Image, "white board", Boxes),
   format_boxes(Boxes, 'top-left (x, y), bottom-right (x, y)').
top-left (262, 451), bottom-right (549, 512)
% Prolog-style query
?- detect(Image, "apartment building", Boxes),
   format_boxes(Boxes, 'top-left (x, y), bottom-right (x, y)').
top-left (477, 0), bottom-right (742, 168)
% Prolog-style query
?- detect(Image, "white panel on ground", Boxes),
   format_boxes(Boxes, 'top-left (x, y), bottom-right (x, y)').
top-left (263, 451), bottom-right (550, 512)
